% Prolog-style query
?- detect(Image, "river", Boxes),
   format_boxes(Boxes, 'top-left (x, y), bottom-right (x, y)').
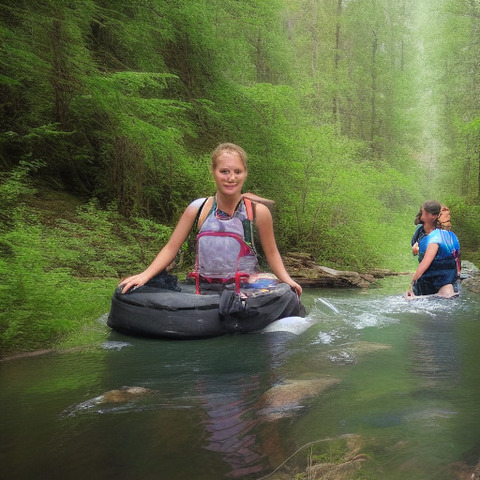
top-left (1, 277), bottom-right (480, 480)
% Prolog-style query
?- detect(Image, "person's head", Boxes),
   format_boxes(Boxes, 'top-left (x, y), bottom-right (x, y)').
top-left (422, 200), bottom-right (442, 216)
top-left (419, 200), bottom-right (442, 226)
top-left (211, 143), bottom-right (248, 172)
top-left (210, 143), bottom-right (248, 197)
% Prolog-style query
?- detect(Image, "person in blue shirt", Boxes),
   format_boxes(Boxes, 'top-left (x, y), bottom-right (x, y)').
top-left (406, 201), bottom-right (460, 298)
top-left (410, 204), bottom-right (452, 256)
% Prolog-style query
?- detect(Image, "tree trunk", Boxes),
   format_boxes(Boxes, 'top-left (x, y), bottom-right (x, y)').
top-left (332, 0), bottom-right (342, 119)
top-left (370, 30), bottom-right (378, 153)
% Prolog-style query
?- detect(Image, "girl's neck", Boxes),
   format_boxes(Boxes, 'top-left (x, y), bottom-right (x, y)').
top-left (424, 222), bottom-right (436, 234)
top-left (215, 193), bottom-right (242, 216)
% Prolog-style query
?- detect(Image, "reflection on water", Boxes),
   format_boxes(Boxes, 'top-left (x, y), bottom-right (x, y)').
top-left (198, 375), bottom-right (265, 478)
top-left (411, 315), bottom-right (459, 384)
top-left (1, 280), bottom-right (480, 480)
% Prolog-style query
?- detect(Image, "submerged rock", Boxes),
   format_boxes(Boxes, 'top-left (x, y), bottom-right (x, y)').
top-left (257, 377), bottom-right (340, 420)
top-left (62, 386), bottom-right (155, 417)
top-left (341, 341), bottom-right (391, 356)
top-left (461, 263), bottom-right (480, 293)
top-left (327, 341), bottom-right (391, 365)
top-left (99, 386), bottom-right (153, 403)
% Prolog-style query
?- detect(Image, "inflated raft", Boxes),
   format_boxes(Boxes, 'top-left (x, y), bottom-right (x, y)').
top-left (108, 281), bottom-right (304, 340)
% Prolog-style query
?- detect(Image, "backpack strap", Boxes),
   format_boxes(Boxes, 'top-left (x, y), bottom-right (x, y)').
top-left (243, 196), bottom-right (255, 221)
top-left (241, 196), bottom-right (257, 254)
top-left (194, 196), bottom-right (214, 231)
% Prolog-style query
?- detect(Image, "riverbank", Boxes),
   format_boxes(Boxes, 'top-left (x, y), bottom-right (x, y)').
top-left (285, 253), bottom-right (480, 294)
top-left (284, 252), bottom-right (408, 288)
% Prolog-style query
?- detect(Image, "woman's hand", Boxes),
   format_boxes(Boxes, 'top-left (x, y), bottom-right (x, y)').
top-left (119, 272), bottom-right (151, 294)
top-left (412, 242), bottom-right (419, 255)
top-left (404, 288), bottom-right (416, 300)
top-left (288, 280), bottom-right (302, 297)
top-left (118, 200), bottom-right (201, 295)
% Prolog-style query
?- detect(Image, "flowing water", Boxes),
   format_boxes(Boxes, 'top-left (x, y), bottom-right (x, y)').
top-left (1, 278), bottom-right (480, 480)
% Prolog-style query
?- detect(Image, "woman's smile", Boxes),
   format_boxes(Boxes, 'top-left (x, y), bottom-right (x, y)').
top-left (212, 151), bottom-right (247, 196)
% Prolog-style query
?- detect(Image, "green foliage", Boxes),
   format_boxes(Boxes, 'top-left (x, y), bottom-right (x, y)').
top-left (448, 200), bottom-right (480, 253)
top-left (1, 0), bottom-right (478, 353)
top-left (0, 220), bottom-right (78, 351)
top-left (1, 0), bottom-right (425, 222)
top-left (52, 199), bottom-right (174, 278)
top-left (0, 165), bottom-right (176, 354)
top-left (0, 164), bottom-right (73, 351)
top-left (417, 0), bottom-right (480, 201)
top-left (0, 159), bottom-right (39, 209)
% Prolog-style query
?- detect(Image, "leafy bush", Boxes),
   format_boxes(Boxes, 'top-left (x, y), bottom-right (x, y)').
top-left (448, 200), bottom-right (480, 262)
top-left (51, 200), bottom-right (174, 278)
top-left (0, 165), bottom-right (178, 354)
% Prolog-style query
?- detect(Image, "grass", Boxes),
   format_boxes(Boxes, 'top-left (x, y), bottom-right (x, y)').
top-left (0, 180), bottom-right (178, 356)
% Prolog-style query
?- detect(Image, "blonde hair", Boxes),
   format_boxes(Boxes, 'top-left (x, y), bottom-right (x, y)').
top-left (211, 143), bottom-right (248, 170)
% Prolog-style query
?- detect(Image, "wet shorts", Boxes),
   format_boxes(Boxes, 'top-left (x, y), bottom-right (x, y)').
top-left (412, 269), bottom-right (458, 296)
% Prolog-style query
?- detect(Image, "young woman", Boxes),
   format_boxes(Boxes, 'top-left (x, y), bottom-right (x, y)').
top-left (406, 200), bottom-right (460, 298)
top-left (120, 143), bottom-right (302, 296)
top-left (411, 204), bottom-right (451, 256)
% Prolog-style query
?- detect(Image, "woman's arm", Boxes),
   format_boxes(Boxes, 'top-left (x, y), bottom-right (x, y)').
top-left (120, 199), bottom-right (203, 293)
top-left (412, 242), bottom-right (439, 283)
top-left (255, 203), bottom-right (302, 296)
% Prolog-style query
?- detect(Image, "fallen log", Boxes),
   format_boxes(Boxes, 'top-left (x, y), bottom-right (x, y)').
top-left (282, 252), bottom-right (405, 288)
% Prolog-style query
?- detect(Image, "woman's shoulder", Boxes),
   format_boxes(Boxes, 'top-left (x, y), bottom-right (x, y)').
top-left (426, 228), bottom-right (449, 244)
top-left (431, 228), bottom-right (459, 240)
top-left (418, 229), bottom-right (439, 247)
top-left (185, 197), bottom-right (214, 214)
top-left (439, 229), bottom-right (460, 248)
top-left (251, 201), bottom-right (274, 233)
top-left (188, 197), bottom-right (209, 208)
top-left (251, 200), bottom-right (270, 217)
top-left (188, 197), bottom-right (215, 229)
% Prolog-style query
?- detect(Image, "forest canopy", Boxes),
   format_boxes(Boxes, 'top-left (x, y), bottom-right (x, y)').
top-left (1, 0), bottom-right (480, 272)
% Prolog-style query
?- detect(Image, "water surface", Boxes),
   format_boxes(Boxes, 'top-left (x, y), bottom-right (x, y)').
top-left (1, 279), bottom-right (480, 479)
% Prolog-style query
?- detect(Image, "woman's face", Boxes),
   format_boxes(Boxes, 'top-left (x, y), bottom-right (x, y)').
top-left (420, 207), bottom-right (438, 225)
top-left (211, 151), bottom-right (247, 197)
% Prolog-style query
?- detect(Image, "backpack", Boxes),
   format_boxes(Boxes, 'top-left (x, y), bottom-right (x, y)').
top-left (438, 205), bottom-right (452, 230)
top-left (190, 196), bottom-right (257, 294)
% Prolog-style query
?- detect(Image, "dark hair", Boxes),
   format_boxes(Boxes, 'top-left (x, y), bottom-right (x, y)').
top-left (414, 200), bottom-right (442, 227)
top-left (422, 200), bottom-right (442, 216)
top-left (414, 209), bottom-right (422, 225)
